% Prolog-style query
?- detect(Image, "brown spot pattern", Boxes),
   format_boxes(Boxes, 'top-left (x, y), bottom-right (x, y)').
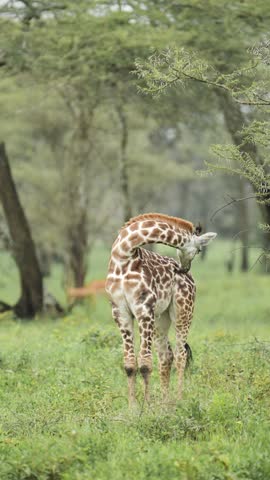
top-left (107, 214), bottom-right (196, 405)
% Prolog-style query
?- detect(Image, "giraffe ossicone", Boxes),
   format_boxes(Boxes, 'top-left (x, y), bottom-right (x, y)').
top-left (105, 213), bottom-right (217, 406)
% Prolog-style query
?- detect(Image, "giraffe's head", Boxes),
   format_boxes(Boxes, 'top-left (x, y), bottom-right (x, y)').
top-left (177, 232), bottom-right (217, 272)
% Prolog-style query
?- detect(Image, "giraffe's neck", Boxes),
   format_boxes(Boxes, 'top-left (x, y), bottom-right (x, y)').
top-left (111, 214), bottom-right (193, 263)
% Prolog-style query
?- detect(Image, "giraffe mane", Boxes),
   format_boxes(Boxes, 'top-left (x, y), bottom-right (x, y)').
top-left (122, 213), bottom-right (194, 234)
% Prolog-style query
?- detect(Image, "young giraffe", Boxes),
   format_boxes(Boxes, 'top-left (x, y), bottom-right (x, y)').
top-left (105, 213), bottom-right (217, 406)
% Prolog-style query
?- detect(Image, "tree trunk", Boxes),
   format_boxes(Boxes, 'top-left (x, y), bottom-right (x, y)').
top-left (64, 109), bottom-right (93, 288)
top-left (216, 91), bottom-right (251, 271)
top-left (179, 181), bottom-right (192, 220)
top-left (117, 106), bottom-right (132, 223)
top-left (0, 142), bottom-right (43, 317)
top-left (67, 210), bottom-right (88, 287)
top-left (238, 177), bottom-right (249, 271)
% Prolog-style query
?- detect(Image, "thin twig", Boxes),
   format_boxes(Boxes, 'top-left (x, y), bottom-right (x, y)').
top-left (210, 194), bottom-right (260, 223)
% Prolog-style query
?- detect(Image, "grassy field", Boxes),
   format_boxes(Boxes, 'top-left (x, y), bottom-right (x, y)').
top-left (0, 241), bottom-right (269, 480)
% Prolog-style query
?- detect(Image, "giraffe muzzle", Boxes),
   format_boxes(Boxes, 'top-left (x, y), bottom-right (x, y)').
top-left (180, 262), bottom-right (191, 274)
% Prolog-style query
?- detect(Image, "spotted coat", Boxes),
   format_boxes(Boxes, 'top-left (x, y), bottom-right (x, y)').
top-left (106, 213), bottom-right (196, 406)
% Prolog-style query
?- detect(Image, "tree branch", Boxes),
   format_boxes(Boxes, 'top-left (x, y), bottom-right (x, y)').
top-left (210, 194), bottom-right (261, 222)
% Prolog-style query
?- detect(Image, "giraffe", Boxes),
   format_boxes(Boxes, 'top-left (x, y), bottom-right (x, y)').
top-left (105, 213), bottom-right (217, 406)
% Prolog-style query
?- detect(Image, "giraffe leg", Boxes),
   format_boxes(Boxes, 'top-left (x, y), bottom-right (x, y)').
top-left (136, 306), bottom-right (155, 404)
top-left (170, 285), bottom-right (195, 400)
top-left (154, 312), bottom-right (174, 401)
top-left (174, 334), bottom-right (188, 401)
top-left (111, 303), bottom-right (137, 407)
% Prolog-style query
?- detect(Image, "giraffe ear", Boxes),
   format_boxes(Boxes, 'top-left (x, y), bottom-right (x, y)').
top-left (194, 232), bottom-right (217, 247)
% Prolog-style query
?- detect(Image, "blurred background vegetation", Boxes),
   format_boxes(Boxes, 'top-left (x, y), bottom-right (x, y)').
top-left (0, 0), bottom-right (269, 311)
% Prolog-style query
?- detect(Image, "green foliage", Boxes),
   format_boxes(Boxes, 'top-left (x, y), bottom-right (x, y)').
top-left (81, 327), bottom-right (121, 349)
top-left (135, 46), bottom-right (270, 106)
top-left (134, 0), bottom-right (270, 101)
top-left (135, 47), bottom-right (213, 95)
top-left (210, 134), bottom-right (270, 201)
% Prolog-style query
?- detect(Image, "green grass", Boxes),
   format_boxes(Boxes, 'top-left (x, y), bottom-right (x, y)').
top-left (0, 241), bottom-right (269, 480)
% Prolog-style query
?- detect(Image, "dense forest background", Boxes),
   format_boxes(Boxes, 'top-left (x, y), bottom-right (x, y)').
top-left (0, 0), bottom-right (269, 315)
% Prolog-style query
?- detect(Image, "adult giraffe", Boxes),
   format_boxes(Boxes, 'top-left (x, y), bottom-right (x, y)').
top-left (106, 213), bottom-right (217, 406)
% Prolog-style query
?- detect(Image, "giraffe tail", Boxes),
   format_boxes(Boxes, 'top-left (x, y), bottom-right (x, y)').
top-left (185, 343), bottom-right (193, 370)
